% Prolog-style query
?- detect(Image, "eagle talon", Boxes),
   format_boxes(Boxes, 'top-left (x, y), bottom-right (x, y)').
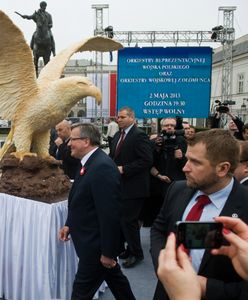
top-left (11, 151), bottom-right (37, 161)
top-left (0, 11), bottom-right (122, 162)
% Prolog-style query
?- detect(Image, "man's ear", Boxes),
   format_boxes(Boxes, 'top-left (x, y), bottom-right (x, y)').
top-left (243, 162), bottom-right (248, 175)
top-left (83, 138), bottom-right (91, 147)
top-left (216, 162), bottom-right (231, 177)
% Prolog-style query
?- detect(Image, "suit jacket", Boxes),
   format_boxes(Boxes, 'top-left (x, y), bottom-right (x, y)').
top-left (109, 125), bottom-right (153, 199)
top-left (56, 139), bottom-right (81, 179)
top-left (242, 179), bottom-right (248, 186)
top-left (66, 148), bottom-right (121, 261)
top-left (150, 179), bottom-right (248, 300)
top-left (49, 128), bottom-right (58, 157)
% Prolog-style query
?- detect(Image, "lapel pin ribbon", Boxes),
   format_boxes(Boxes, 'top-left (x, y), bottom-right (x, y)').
top-left (80, 166), bottom-right (86, 176)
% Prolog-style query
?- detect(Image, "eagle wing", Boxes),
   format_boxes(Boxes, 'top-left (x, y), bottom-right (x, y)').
top-left (38, 36), bottom-right (123, 84)
top-left (0, 11), bottom-right (38, 120)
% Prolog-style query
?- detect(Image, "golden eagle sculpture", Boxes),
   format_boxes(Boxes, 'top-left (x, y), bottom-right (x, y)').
top-left (0, 10), bottom-right (123, 161)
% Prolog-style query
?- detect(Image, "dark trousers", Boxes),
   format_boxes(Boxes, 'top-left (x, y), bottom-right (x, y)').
top-left (121, 197), bottom-right (144, 258)
top-left (71, 259), bottom-right (135, 300)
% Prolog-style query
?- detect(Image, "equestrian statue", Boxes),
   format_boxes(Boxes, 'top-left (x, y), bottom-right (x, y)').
top-left (15, 1), bottom-right (55, 77)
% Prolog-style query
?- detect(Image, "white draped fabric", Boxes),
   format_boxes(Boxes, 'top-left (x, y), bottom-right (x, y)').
top-left (0, 193), bottom-right (106, 300)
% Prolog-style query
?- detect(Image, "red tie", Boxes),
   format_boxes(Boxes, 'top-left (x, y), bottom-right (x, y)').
top-left (186, 195), bottom-right (211, 221)
top-left (115, 130), bottom-right (125, 157)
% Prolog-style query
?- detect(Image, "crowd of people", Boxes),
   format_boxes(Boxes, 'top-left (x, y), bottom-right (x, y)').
top-left (48, 106), bottom-right (248, 299)
top-left (10, 2), bottom-right (248, 299)
top-left (151, 128), bottom-right (248, 300)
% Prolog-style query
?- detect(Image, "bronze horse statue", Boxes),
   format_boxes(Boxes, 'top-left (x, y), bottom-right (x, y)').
top-left (31, 17), bottom-right (55, 76)
top-left (15, 2), bottom-right (55, 77)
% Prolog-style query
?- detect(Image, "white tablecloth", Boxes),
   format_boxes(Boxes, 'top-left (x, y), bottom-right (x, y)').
top-left (0, 193), bottom-right (106, 300)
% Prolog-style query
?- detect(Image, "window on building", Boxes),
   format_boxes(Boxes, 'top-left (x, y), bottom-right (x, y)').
top-left (237, 73), bottom-right (244, 93)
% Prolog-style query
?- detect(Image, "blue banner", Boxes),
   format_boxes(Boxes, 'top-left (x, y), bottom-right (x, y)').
top-left (117, 47), bottom-right (212, 118)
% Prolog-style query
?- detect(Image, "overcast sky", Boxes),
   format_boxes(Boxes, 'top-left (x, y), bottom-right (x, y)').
top-left (1, 0), bottom-right (248, 61)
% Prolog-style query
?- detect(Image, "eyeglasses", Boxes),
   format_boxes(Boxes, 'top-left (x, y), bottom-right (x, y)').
top-left (69, 137), bottom-right (87, 142)
top-left (239, 160), bottom-right (248, 163)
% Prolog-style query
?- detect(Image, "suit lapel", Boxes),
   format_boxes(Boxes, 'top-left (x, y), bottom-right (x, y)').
top-left (112, 131), bottom-right (121, 155)
top-left (83, 148), bottom-right (100, 169)
top-left (175, 188), bottom-right (195, 221)
top-left (68, 149), bottom-right (101, 206)
top-left (120, 126), bottom-right (134, 149)
top-left (242, 179), bottom-right (248, 186)
top-left (113, 126), bottom-right (135, 157)
top-left (199, 180), bottom-right (243, 273)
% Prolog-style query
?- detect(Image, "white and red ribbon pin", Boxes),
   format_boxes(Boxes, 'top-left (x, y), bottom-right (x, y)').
top-left (80, 167), bottom-right (86, 176)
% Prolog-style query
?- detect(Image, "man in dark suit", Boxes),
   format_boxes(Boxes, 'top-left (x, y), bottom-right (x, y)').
top-left (234, 141), bottom-right (248, 187)
top-left (151, 129), bottom-right (248, 300)
top-left (59, 123), bottom-right (135, 300)
top-left (148, 117), bottom-right (187, 225)
top-left (109, 106), bottom-right (153, 268)
top-left (55, 120), bottom-right (81, 179)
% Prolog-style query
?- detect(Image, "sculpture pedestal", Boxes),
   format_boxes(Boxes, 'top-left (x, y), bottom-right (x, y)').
top-left (0, 193), bottom-right (107, 300)
top-left (0, 154), bottom-right (71, 203)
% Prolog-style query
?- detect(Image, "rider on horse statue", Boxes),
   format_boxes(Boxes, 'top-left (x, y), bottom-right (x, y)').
top-left (16, 1), bottom-right (55, 56)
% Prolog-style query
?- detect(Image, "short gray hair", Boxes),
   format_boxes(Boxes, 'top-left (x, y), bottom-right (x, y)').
top-left (160, 118), bottom-right (176, 126)
top-left (119, 106), bottom-right (135, 118)
top-left (71, 123), bottom-right (101, 146)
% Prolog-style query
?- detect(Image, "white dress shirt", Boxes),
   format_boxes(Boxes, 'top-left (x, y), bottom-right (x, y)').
top-left (182, 177), bottom-right (234, 272)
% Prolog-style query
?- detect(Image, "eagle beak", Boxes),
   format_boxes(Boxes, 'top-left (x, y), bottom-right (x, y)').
top-left (94, 88), bottom-right (102, 105)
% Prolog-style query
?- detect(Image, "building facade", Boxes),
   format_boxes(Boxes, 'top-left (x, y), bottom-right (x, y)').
top-left (211, 34), bottom-right (248, 123)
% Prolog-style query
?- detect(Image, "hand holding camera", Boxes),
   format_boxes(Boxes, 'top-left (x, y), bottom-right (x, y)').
top-left (158, 232), bottom-right (202, 300)
top-left (211, 216), bottom-right (248, 281)
top-left (158, 218), bottom-right (248, 300)
top-left (155, 131), bottom-right (178, 152)
top-left (214, 100), bottom-right (235, 114)
top-left (157, 174), bottom-right (171, 183)
top-left (154, 135), bottom-right (164, 147)
top-left (174, 148), bottom-right (183, 159)
top-left (216, 104), bottom-right (230, 113)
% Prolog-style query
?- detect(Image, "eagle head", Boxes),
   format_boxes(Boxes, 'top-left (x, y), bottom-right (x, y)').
top-left (53, 76), bottom-right (102, 107)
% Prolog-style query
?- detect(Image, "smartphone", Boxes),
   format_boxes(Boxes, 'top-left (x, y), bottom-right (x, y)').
top-left (176, 221), bottom-right (224, 249)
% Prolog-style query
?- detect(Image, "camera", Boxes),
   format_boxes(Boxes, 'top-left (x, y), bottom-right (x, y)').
top-left (215, 100), bottom-right (230, 113)
top-left (216, 104), bottom-right (229, 113)
top-left (104, 26), bottom-right (114, 38)
top-left (176, 221), bottom-right (224, 249)
top-left (156, 130), bottom-right (178, 151)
